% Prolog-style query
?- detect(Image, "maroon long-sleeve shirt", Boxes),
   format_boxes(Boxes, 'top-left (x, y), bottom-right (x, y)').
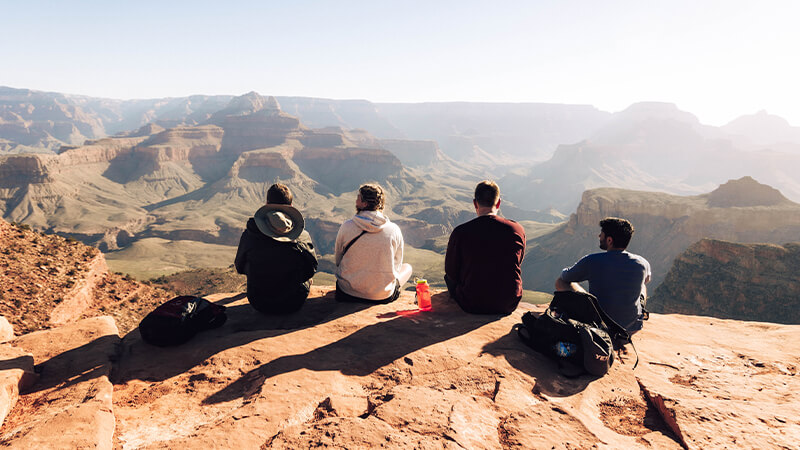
top-left (445, 215), bottom-right (526, 314)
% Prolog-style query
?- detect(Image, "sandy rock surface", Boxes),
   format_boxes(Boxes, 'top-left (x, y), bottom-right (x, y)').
top-left (0, 344), bottom-right (35, 427)
top-left (0, 317), bottom-right (13, 343)
top-left (0, 286), bottom-right (798, 449)
top-left (1, 316), bottom-right (119, 449)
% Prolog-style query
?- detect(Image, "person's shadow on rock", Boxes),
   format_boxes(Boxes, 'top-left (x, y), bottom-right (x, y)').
top-left (203, 292), bottom-right (504, 405)
top-left (113, 289), bottom-right (373, 385)
top-left (481, 326), bottom-right (596, 397)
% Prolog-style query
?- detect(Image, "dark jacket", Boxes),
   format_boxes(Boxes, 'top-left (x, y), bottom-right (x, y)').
top-left (234, 218), bottom-right (318, 314)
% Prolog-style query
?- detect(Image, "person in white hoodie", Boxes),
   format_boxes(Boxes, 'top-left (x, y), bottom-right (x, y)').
top-left (334, 183), bottom-right (413, 302)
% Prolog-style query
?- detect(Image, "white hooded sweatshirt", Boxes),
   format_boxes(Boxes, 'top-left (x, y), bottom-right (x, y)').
top-left (334, 210), bottom-right (405, 300)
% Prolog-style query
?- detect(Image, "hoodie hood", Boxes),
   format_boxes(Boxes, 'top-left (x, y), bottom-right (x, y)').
top-left (352, 210), bottom-right (390, 233)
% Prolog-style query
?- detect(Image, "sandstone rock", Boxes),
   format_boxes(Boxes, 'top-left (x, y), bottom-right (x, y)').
top-left (0, 286), bottom-right (797, 447)
top-left (293, 146), bottom-right (404, 195)
top-left (707, 175), bottom-right (791, 207)
top-left (0, 219), bottom-right (173, 336)
top-left (49, 252), bottom-right (109, 325)
top-left (0, 316), bottom-right (120, 448)
top-left (0, 344), bottom-right (36, 428)
top-left (523, 178), bottom-right (800, 292)
top-left (0, 317), bottom-right (13, 343)
top-left (633, 314), bottom-right (800, 449)
top-left (93, 286), bottom-right (799, 448)
top-left (379, 139), bottom-right (448, 167)
top-left (649, 239), bottom-right (800, 323)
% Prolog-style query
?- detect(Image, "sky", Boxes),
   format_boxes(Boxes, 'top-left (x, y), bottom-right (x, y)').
top-left (2, 0), bottom-right (800, 126)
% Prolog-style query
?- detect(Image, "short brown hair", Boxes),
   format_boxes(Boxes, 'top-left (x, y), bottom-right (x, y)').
top-left (474, 180), bottom-right (500, 207)
top-left (267, 183), bottom-right (293, 205)
top-left (600, 217), bottom-right (634, 249)
top-left (358, 183), bottom-right (385, 211)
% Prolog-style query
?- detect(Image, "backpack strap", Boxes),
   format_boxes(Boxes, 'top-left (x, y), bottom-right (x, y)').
top-left (341, 230), bottom-right (367, 259)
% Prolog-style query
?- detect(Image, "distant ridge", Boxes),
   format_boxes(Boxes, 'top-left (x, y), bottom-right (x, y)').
top-left (521, 177), bottom-right (800, 292)
top-left (707, 176), bottom-right (790, 207)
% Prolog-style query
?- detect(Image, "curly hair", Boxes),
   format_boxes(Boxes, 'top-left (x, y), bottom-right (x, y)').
top-left (358, 183), bottom-right (385, 211)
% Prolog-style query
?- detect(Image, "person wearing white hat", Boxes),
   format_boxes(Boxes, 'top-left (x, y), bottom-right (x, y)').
top-left (235, 183), bottom-right (318, 313)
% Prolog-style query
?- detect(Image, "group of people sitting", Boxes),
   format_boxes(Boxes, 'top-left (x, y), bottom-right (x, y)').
top-left (234, 180), bottom-right (651, 335)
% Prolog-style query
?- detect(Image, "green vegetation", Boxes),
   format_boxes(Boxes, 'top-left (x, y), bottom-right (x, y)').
top-left (521, 290), bottom-right (552, 305)
top-left (311, 271), bottom-right (337, 287)
top-left (149, 266), bottom-right (245, 297)
top-left (105, 238), bottom-right (237, 280)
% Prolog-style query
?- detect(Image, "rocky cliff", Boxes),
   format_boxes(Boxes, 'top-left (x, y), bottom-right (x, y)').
top-left (1, 219), bottom-right (798, 448)
top-left (0, 219), bottom-right (173, 335)
top-left (649, 239), bottom-right (800, 324)
top-left (0, 92), bottom-right (438, 256)
top-left (0, 287), bottom-right (797, 448)
top-left (522, 176), bottom-right (800, 292)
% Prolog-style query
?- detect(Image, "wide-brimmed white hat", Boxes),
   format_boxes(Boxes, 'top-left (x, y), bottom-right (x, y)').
top-left (253, 204), bottom-right (304, 242)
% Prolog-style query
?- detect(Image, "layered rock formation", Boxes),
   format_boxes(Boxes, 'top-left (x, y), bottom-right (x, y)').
top-left (0, 287), bottom-right (797, 448)
top-left (501, 102), bottom-right (800, 213)
top-left (0, 92), bottom-right (440, 256)
top-left (0, 86), bottom-right (232, 152)
top-left (379, 139), bottom-right (448, 167)
top-left (522, 177), bottom-right (800, 292)
top-left (649, 239), bottom-right (800, 324)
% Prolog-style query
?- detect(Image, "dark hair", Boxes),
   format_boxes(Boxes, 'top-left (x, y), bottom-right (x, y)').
top-left (267, 183), bottom-right (293, 205)
top-left (600, 217), bottom-right (634, 249)
top-left (474, 180), bottom-right (500, 207)
top-left (358, 183), bottom-right (385, 211)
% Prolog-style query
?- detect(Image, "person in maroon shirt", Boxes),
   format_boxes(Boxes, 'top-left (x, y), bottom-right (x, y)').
top-left (444, 180), bottom-right (526, 315)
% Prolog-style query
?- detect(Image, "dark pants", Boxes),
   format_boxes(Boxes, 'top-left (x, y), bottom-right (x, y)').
top-left (335, 281), bottom-right (400, 304)
top-left (444, 274), bottom-right (469, 311)
top-left (444, 274), bottom-right (458, 300)
top-left (248, 280), bottom-right (311, 314)
top-left (444, 274), bottom-right (518, 315)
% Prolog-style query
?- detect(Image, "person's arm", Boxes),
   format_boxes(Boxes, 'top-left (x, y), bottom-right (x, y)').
top-left (334, 224), bottom-right (346, 266)
top-left (296, 233), bottom-right (318, 282)
top-left (517, 223), bottom-right (526, 263)
top-left (393, 225), bottom-right (404, 271)
top-left (444, 230), bottom-right (460, 281)
top-left (555, 256), bottom-right (589, 292)
top-left (234, 231), bottom-right (249, 274)
top-left (554, 276), bottom-right (571, 291)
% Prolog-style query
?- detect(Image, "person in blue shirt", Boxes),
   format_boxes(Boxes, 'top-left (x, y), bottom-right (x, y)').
top-left (555, 217), bottom-right (651, 334)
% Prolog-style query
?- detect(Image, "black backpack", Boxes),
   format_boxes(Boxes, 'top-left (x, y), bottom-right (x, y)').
top-left (516, 291), bottom-right (636, 377)
top-left (139, 296), bottom-right (227, 347)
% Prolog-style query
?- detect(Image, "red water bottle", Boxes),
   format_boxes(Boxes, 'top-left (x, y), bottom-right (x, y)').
top-left (416, 279), bottom-right (432, 311)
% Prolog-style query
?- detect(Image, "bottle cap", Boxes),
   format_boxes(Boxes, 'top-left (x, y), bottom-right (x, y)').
top-left (416, 279), bottom-right (427, 284)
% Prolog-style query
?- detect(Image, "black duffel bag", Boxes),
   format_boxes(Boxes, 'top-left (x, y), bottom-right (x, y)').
top-left (516, 291), bottom-right (634, 377)
top-left (139, 296), bottom-right (227, 347)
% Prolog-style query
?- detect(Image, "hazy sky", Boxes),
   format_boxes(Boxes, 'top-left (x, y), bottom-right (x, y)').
top-left (2, 0), bottom-right (799, 126)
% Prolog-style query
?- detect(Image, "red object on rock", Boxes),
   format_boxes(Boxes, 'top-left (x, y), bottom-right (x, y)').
top-left (416, 279), bottom-right (432, 311)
